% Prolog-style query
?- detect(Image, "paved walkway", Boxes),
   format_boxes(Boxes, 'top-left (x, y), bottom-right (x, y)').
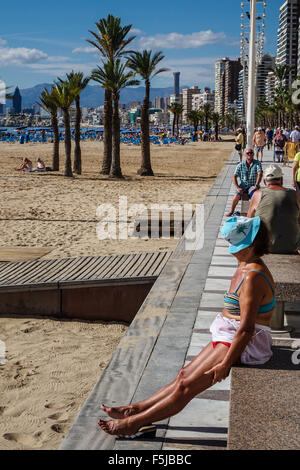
top-left (60, 148), bottom-right (299, 451)
top-left (163, 149), bottom-right (298, 450)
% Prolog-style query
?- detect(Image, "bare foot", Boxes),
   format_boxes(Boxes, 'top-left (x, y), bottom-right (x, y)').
top-left (98, 418), bottom-right (139, 436)
top-left (100, 404), bottom-right (138, 419)
top-left (225, 211), bottom-right (233, 217)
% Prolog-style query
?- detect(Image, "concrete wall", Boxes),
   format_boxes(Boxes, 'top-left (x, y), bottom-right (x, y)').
top-left (0, 281), bottom-right (154, 323)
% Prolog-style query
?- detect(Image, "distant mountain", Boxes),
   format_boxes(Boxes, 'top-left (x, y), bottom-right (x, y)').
top-left (20, 83), bottom-right (183, 109)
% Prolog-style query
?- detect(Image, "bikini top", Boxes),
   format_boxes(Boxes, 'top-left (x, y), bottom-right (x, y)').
top-left (224, 270), bottom-right (276, 315)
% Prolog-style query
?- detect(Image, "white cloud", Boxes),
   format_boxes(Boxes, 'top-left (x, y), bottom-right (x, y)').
top-left (0, 46), bottom-right (48, 66)
top-left (131, 28), bottom-right (143, 35)
top-left (28, 61), bottom-right (94, 76)
top-left (0, 38), bottom-right (7, 46)
top-left (138, 30), bottom-right (226, 49)
top-left (163, 57), bottom-right (220, 66)
top-left (72, 46), bottom-right (97, 54)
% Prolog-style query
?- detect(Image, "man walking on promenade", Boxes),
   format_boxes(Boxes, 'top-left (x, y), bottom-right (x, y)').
top-left (274, 129), bottom-right (287, 163)
top-left (226, 148), bottom-right (263, 217)
top-left (252, 127), bottom-right (266, 162)
top-left (235, 128), bottom-right (244, 162)
top-left (290, 125), bottom-right (300, 143)
top-left (266, 127), bottom-right (273, 150)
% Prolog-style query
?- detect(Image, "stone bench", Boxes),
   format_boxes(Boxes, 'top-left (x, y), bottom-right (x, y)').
top-left (228, 339), bottom-right (300, 450)
top-left (263, 254), bottom-right (300, 332)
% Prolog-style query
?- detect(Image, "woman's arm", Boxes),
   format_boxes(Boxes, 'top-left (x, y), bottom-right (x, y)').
top-left (207, 272), bottom-right (264, 384)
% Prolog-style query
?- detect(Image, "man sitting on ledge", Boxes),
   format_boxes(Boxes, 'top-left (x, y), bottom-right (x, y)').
top-left (226, 148), bottom-right (263, 217)
top-left (247, 164), bottom-right (300, 254)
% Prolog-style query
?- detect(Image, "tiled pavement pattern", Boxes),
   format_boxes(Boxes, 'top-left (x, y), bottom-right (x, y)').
top-left (60, 148), bottom-right (299, 450)
top-left (163, 149), bottom-right (299, 450)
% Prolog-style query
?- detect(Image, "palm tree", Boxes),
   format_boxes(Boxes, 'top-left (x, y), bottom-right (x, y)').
top-left (175, 103), bottom-right (184, 137)
top-left (126, 50), bottom-right (169, 176)
top-left (187, 110), bottom-right (200, 139)
top-left (168, 102), bottom-right (178, 137)
top-left (37, 87), bottom-right (60, 171)
top-left (52, 81), bottom-right (80, 177)
top-left (211, 112), bottom-right (221, 141)
top-left (61, 72), bottom-right (90, 174)
top-left (87, 15), bottom-right (136, 175)
top-left (91, 59), bottom-right (139, 178)
top-left (201, 103), bottom-right (212, 132)
top-left (272, 64), bottom-right (293, 90)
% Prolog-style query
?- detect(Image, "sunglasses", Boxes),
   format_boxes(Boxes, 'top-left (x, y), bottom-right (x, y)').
top-left (246, 152), bottom-right (254, 155)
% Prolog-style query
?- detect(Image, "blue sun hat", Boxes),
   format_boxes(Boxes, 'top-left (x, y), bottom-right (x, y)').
top-left (221, 216), bottom-right (261, 254)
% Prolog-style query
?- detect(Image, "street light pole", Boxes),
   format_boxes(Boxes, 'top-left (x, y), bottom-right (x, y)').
top-left (246, 0), bottom-right (257, 147)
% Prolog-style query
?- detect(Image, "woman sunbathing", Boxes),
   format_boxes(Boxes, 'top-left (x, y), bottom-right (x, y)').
top-left (99, 216), bottom-right (275, 437)
top-left (16, 158), bottom-right (33, 172)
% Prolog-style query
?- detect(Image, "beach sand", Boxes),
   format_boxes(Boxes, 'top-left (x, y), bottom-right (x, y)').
top-left (0, 138), bottom-right (233, 449)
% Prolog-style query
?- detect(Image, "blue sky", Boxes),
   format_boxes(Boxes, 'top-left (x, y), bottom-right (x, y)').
top-left (0, 0), bottom-right (284, 90)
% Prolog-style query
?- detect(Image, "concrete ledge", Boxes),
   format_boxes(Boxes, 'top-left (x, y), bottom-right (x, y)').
top-left (228, 340), bottom-right (300, 450)
top-left (60, 152), bottom-right (237, 450)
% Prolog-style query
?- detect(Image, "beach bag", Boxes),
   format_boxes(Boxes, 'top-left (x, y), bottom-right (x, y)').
top-left (235, 144), bottom-right (242, 151)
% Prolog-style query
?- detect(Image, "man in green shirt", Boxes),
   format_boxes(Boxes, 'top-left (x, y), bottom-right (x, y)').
top-left (293, 152), bottom-right (300, 195)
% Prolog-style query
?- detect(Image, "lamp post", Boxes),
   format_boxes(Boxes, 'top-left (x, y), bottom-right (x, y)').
top-left (246, 0), bottom-right (257, 147)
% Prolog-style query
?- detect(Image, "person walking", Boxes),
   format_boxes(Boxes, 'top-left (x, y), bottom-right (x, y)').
top-left (290, 125), bottom-right (300, 143)
top-left (265, 127), bottom-right (273, 150)
top-left (235, 128), bottom-right (244, 162)
top-left (274, 129), bottom-right (288, 163)
top-left (252, 127), bottom-right (266, 162)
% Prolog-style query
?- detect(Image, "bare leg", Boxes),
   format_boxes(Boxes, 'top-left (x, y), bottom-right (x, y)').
top-left (226, 194), bottom-right (241, 217)
top-left (101, 343), bottom-right (214, 419)
top-left (99, 343), bottom-right (229, 436)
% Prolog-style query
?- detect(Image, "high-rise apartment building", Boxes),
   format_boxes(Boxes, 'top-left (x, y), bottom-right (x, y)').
top-left (215, 58), bottom-right (227, 114)
top-left (173, 72), bottom-right (180, 96)
top-left (224, 59), bottom-right (242, 115)
top-left (154, 97), bottom-right (165, 110)
top-left (256, 55), bottom-right (275, 103)
top-left (276, 0), bottom-right (300, 87)
top-left (182, 86), bottom-right (200, 122)
top-left (191, 87), bottom-right (215, 111)
top-left (13, 86), bottom-right (22, 114)
top-left (215, 58), bottom-right (241, 115)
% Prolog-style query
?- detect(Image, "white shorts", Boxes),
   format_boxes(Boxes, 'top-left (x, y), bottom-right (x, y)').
top-left (209, 313), bottom-right (273, 365)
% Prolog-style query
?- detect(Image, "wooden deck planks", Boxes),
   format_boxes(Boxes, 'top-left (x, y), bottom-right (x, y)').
top-left (0, 251), bottom-right (172, 288)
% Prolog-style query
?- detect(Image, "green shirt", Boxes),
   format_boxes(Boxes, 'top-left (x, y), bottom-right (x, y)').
top-left (294, 152), bottom-right (300, 182)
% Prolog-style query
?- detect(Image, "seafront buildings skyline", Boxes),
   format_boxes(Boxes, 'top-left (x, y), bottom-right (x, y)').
top-left (1, 0), bottom-right (300, 128)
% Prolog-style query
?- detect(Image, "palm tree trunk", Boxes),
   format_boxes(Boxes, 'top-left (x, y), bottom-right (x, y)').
top-left (63, 109), bottom-right (73, 177)
top-left (176, 114), bottom-right (179, 137)
top-left (51, 114), bottom-right (59, 171)
top-left (138, 80), bottom-right (153, 176)
top-left (215, 123), bottom-right (219, 141)
top-left (101, 89), bottom-right (113, 174)
top-left (110, 93), bottom-right (123, 178)
top-left (172, 114), bottom-right (176, 137)
top-left (73, 96), bottom-right (82, 174)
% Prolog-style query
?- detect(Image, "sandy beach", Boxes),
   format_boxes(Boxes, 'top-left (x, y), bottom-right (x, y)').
top-left (0, 138), bottom-right (233, 449)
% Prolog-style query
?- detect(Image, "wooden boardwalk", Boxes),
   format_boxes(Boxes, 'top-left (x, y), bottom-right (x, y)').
top-left (0, 251), bottom-right (172, 291)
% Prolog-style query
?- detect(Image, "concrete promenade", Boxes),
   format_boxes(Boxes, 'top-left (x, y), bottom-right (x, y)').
top-left (60, 147), bottom-right (299, 451)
